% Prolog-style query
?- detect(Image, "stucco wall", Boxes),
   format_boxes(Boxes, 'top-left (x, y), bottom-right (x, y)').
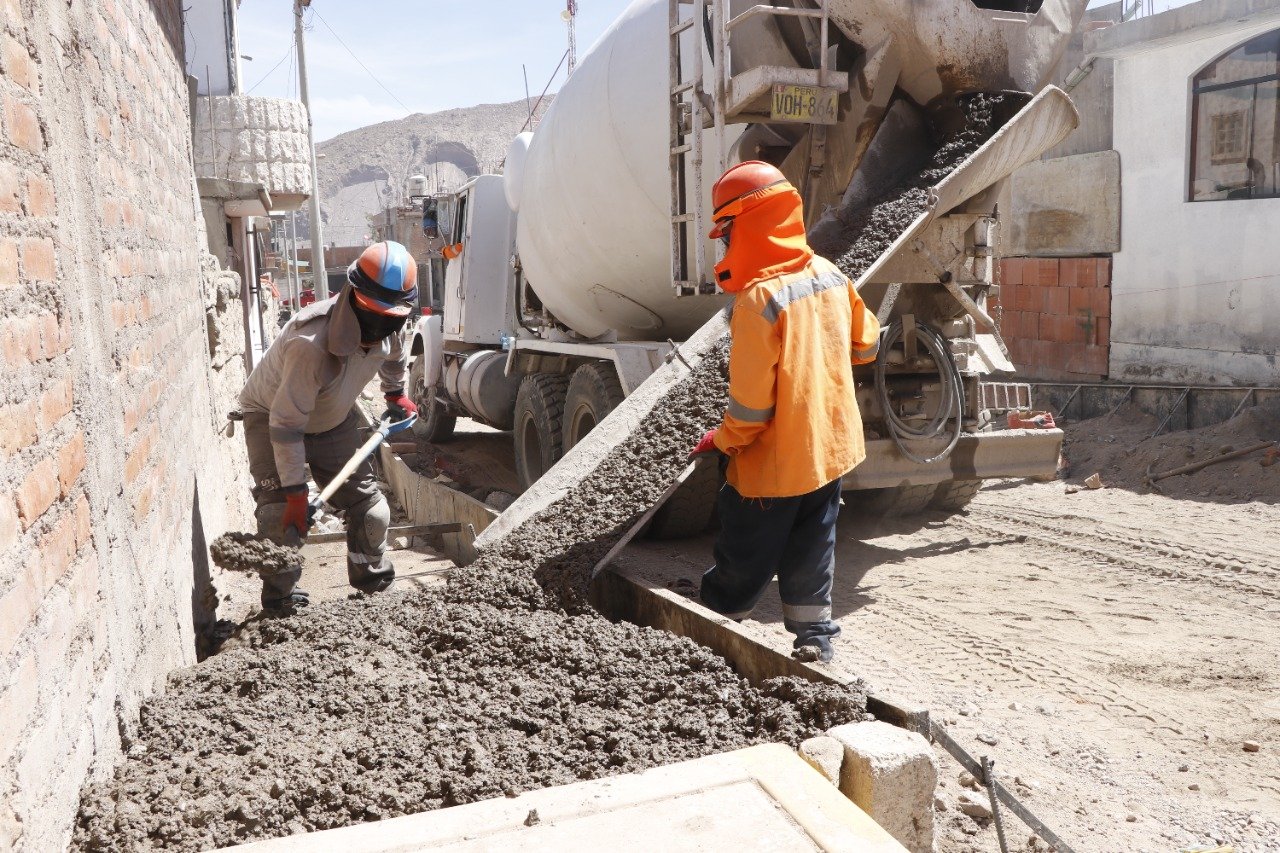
top-left (1110, 19), bottom-right (1280, 385)
top-left (0, 0), bottom-right (248, 847)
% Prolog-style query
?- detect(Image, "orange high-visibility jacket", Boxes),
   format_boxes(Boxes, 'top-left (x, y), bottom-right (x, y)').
top-left (710, 186), bottom-right (879, 498)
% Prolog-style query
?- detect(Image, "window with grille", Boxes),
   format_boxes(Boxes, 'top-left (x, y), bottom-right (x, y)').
top-left (1190, 28), bottom-right (1280, 201)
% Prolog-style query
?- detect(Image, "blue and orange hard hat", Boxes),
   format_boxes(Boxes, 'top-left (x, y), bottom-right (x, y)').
top-left (348, 241), bottom-right (418, 317)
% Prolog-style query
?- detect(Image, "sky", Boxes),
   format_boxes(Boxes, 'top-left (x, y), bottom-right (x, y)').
top-left (235, 0), bottom-right (633, 142)
top-left (234, 0), bottom-right (1199, 143)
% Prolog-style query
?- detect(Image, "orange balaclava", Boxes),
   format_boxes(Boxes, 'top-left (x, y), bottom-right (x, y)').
top-left (708, 161), bottom-right (814, 293)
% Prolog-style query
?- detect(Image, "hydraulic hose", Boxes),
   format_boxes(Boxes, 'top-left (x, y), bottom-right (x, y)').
top-left (874, 319), bottom-right (965, 465)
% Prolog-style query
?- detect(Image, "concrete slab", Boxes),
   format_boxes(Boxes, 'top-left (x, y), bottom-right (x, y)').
top-left (829, 722), bottom-right (938, 853)
top-left (218, 745), bottom-right (906, 852)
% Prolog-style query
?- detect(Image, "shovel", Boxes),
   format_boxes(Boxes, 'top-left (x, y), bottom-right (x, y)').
top-left (287, 411), bottom-right (418, 545)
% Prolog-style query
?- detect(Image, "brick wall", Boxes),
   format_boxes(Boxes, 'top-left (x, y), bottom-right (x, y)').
top-left (996, 256), bottom-right (1112, 382)
top-left (0, 0), bottom-right (244, 847)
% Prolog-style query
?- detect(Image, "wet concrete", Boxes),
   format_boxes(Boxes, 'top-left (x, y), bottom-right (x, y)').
top-left (72, 340), bottom-right (870, 851)
top-left (210, 532), bottom-right (303, 577)
top-left (68, 98), bottom-right (1015, 850)
top-left (812, 93), bottom-right (1010, 281)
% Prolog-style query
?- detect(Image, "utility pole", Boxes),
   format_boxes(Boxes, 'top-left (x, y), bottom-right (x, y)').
top-left (295, 0), bottom-right (328, 300)
top-left (565, 1), bottom-right (578, 74)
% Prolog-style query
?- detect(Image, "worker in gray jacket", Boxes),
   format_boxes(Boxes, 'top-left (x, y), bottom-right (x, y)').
top-left (238, 241), bottom-right (420, 612)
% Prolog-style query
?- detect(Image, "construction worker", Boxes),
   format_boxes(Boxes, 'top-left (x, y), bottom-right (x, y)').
top-left (689, 162), bottom-right (881, 663)
top-left (238, 241), bottom-right (420, 612)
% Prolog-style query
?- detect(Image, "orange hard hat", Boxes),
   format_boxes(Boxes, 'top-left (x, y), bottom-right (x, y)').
top-left (709, 161), bottom-right (791, 238)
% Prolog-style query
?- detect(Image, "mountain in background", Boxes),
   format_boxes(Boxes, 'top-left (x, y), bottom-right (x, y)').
top-left (308, 96), bottom-right (552, 246)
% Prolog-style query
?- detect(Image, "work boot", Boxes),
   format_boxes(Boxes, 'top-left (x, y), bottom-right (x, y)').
top-left (349, 557), bottom-right (395, 594)
top-left (261, 569), bottom-right (308, 614)
top-left (791, 636), bottom-right (834, 663)
top-left (261, 587), bottom-right (310, 615)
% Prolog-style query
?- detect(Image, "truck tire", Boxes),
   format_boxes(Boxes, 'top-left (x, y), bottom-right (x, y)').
top-left (514, 373), bottom-right (569, 491)
top-left (408, 357), bottom-right (456, 442)
top-left (562, 363), bottom-right (625, 452)
top-left (847, 483), bottom-right (938, 518)
top-left (646, 459), bottom-right (720, 540)
top-left (929, 479), bottom-right (982, 512)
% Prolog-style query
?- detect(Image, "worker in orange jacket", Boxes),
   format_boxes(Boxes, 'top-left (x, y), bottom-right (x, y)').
top-left (689, 161), bottom-right (880, 663)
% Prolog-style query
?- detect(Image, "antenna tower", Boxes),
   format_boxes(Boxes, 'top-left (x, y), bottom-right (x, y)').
top-left (565, 1), bottom-right (578, 74)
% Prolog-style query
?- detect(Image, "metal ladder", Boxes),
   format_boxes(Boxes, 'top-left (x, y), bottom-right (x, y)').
top-left (667, 0), bottom-right (839, 297)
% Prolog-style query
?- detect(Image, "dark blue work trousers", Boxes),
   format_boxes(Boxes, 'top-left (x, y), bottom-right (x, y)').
top-left (699, 478), bottom-right (842, 647)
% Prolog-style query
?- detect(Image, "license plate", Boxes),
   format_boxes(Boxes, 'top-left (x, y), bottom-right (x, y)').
top-left (770, 84), bottom-right (839, 125)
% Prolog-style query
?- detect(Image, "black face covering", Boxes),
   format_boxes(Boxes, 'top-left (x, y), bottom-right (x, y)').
top-left (351, 293), bottom-right (408, 343)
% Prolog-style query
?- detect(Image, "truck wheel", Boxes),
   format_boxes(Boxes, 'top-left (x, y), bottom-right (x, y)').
top-left (647, 460), bottom-right (720, 540)
top-left (514, 373), bottom-right (569, 491)
top-left (847, 483), bottom-right (938, 518)
top-left (562, 363), bottom-right (625, 452)
top-left (409, 357), bottom-right (455, 442)
top-left (930, 479), bottom-right (982, 512)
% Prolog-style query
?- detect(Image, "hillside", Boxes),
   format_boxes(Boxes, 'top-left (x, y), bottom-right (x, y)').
top-left (310, 96), bottom-right (552, 246)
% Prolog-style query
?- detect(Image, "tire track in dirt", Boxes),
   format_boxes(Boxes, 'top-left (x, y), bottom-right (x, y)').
top-left (955, 506), bottom-right (1280, 606)
top-left (844, 596), bottom-right (1190, 737)
top-left (979, 500), bottom-right (1280, 576)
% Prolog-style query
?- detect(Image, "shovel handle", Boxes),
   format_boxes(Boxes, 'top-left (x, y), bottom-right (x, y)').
top-left (310, 413), bottom-right (417, 509)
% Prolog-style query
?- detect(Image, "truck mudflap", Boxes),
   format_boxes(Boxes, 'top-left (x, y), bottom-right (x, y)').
top-left (840, 428), bottom-right (1063, 491)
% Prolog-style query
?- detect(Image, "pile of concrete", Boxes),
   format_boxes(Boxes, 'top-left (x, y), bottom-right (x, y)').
top-left (71, 95), bottom-right (1011, 853)
top-left (72, 343), bottom-right (868, 852)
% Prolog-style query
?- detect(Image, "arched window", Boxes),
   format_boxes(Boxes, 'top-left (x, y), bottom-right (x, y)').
top-left (1189, 28), bottom-right (1280, 201)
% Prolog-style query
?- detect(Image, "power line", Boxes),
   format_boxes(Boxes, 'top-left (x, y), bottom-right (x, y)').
top-left (309, 6), bottom-right (414, 116)
top-left (245, 36), bottom-right (296, 94)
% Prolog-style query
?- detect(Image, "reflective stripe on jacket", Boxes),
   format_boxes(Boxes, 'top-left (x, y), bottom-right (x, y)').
top-left (713, 255), bottom-right (880, 498)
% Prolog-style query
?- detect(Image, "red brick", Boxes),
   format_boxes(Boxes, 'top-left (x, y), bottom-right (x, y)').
top-left (0, 161), bottom-right (18, 213)
top-left (1091, 287), bottom-right (1111, 319)
top-left (39, 378), bottom-right (72, 429)
top-left (1096, 257), bottom-right (1112, 286)
top-left (1096, 316), bottom-right (1111, 347)
top-left (16, 457), bottom-right (58, 528)
top-left (1, 34), bottom-right (35, 92)
top-left (36, 508), bottom-right (79, 591)
top-left (22, 237), bottom-right (54, 281)
top-left (1067, 345), bottom-right (1108, 377)
top-left (57, 432), bottom-right (85, 496)
top-left (1, 314), bottom-right (38, 364)
top-left (1071, 314), bottom-right (1096, 345)
top-left (74, 493), bottom-right (90, 546)
top-left (25, 173), bottom-right (52, 216)
top-left (1035, 258), bottom-right (1059, 287)
top-left (4, 94), bottom-right (41, 153)
top-left (1058, 258), bottom-right (1079, 289)
top-left (1044, 288), bottom-right (1069, 315)
top-left (1012, 284), bottom-right (1036, 313)
top-left (0, 494), bottom-right (17, 552)
top-left (0, 0), bottom-right (21, 32)
top-left (1077, 258), bottom-right (1097, 287)
top-left (133, 481), bottom-right (154, 523)
top-left (0, 399), bottom-right (35, 458)
top-left (124, 430), bottom-right (151, 484)
top-left (0, 238), bottom-right (16, 288)
top-left (1069, 286), bottom-right (1093, 314)
top-left (1001, 258), bottom-right (1024, 286)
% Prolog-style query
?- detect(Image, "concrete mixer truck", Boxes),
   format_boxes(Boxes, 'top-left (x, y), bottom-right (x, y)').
top-left (407, 0), bottom-right (1086, 536)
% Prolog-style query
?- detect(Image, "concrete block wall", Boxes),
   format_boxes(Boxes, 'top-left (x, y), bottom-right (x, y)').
top-left (0, 0), bottom-right (245, 848)
top-left (996, 256), bottom-right (1112, 382)
top-left (193, 95), bottom-right (311, 197)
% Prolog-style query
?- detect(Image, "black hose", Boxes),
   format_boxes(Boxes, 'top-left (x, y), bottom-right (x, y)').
top-left (874, 319), bottom-right (965, 465)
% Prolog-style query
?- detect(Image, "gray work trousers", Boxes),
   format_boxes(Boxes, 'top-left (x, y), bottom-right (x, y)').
top-left (243, 409), bottom-right (393, 604)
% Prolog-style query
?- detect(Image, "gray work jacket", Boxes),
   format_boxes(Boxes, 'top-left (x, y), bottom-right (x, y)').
top-left (239, 284), bottom-right (408, 487)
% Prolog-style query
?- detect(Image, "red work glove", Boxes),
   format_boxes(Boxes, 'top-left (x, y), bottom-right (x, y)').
top-left (383, 389), bottom-right (418, 422)
top-left (282, 486), bottom-right (311, 539)
top-left (688, 429), bottom-right (719, 460)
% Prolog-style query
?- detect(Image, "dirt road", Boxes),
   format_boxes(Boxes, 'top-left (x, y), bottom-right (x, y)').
top-left (622, 481), bottom-right (1280, 851)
